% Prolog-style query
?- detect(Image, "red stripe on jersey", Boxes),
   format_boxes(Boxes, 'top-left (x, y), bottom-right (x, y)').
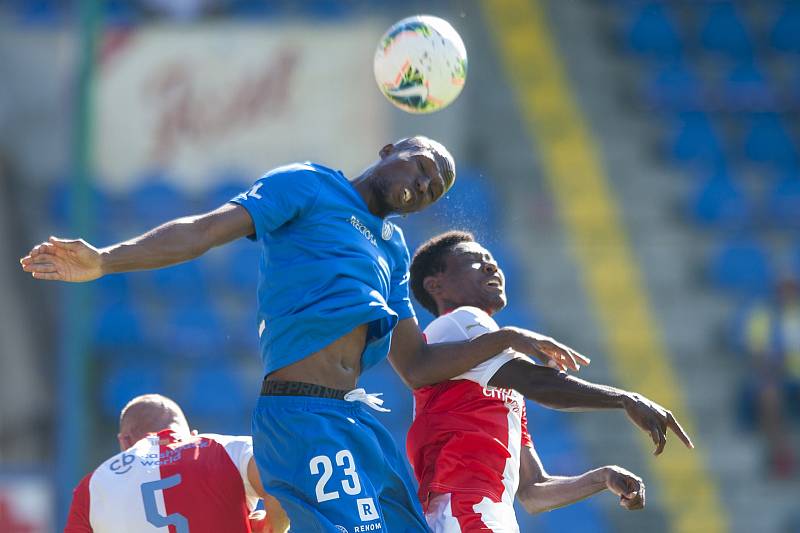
top-left (451, 493), bottom-right (493, 531)
top-left (64, 473), bottom-right (93, 533)
top-left (407, 379), bottom-right (524, 510)
top-left (156, 430), bottom-right (251, 533)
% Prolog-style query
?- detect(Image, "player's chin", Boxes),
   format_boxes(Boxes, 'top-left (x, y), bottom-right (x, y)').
top-left (485, 293), bottom-right (507, 313)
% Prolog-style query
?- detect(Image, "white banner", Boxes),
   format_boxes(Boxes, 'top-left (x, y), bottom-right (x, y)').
top-left (0, 474), bottom-right (52, 533)
top-left (94, 22), bottom-right (389, 191)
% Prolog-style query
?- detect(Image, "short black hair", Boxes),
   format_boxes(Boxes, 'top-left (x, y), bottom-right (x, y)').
top-left (410, 230), bottom-right (475, 316)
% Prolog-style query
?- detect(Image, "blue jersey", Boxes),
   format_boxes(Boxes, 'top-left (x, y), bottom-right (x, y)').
top-left (231, 163), bottom-right (415, 375)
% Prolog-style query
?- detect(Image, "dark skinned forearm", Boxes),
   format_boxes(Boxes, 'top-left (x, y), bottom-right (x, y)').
top-left (100, 205), bottom-right (253, 275)
top-left (489, 357), bottom-right (629, 411)
top-left (101, 216), bottom-right (213, 274)
top-left (389, 319), bottom-right (518, 389)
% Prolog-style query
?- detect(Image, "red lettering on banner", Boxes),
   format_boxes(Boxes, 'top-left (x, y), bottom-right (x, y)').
top-left (145, 49), bottom-right (299, 163)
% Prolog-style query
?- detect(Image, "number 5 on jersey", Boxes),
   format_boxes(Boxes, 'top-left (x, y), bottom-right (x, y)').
top-left (309, 449), bottom-right (362, 503)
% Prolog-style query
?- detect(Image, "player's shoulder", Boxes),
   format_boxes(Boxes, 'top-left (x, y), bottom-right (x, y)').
top-left (91, 437), bottom-right (152, 481)
top-left (424, 306), bottom-right (499, 343)
top-left (444, 306), bottom-right (498, 331)
top-left (196, 433), bottom-right (252, 447)
top-left (256, 162), bottom-right (331, 190)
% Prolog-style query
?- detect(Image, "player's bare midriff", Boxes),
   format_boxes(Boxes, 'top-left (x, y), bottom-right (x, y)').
top-left (265, 324), bottom-right (368, 390)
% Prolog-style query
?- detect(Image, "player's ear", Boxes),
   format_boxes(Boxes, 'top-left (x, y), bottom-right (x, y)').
top-left (423, 275), bottom-right (441, 296)
top-left (118, 432), bottom-right (131, 451)
top-left (379, 143), bottom-right (395, 159)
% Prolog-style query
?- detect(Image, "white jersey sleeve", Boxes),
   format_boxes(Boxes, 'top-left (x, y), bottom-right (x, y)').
top-left (423, 306), bottom-right (530, 388)
top-left (200, 433), bottom-right (259, 507)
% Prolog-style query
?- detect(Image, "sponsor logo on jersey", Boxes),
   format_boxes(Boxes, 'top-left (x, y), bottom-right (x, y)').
top-left (110, 453), bottom-right (136, 475)
top-left (353, 524), bottom-right (382, 532)
top-left (140, 440), bottom-right (211, 467)
top-left (381, 221), bottom-right (393, 241)
top-left (482, 386), bottom-right (522, 412)
top-left (350, 216), bottom-right (377, 247)
top-left (356, 497), bottom-right (380, 522)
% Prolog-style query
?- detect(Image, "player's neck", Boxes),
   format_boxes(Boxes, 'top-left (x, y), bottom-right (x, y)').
top-left (438, 303), bottom-right (494, 316)
top-left (352, 170), bottom-right (393, 218)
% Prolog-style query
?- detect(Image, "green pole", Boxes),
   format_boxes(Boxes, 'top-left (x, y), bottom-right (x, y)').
top-left (57, 0), bottom-right (99, 525)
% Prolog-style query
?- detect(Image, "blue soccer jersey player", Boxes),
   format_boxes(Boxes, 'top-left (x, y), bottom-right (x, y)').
top-left (22, 136), bottom-right (589, 531)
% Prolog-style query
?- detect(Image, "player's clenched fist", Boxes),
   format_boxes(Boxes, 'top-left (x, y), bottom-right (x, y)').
top-left (19, 236), bottom-right (103, 282)
top-left (502, 326), bottom-right (591, 372)
top-left (604, 466), bottom-right (645, 510)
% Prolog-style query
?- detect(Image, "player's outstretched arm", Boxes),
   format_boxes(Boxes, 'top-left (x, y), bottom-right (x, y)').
top-left (388, 318), bottom-right (590, 389)
top-left (19, 203), bottom-right (254, 282)
top-left (490, 358), bottom-right (694, 455)
top-left (517, 446), bottom-right (645, 514)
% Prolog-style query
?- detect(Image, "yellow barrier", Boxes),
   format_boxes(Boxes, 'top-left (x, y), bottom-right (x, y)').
top-left (482, 1), bottom-right (728, 531)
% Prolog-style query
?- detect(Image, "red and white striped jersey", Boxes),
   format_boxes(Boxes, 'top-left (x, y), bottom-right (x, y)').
top-left (406, 306), bottom-right (533, 512)
top-left (64, 429), bottom-right (259, 533)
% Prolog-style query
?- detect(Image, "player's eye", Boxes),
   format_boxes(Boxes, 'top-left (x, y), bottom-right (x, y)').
top-left (470, 262), bottom-right (482, 270)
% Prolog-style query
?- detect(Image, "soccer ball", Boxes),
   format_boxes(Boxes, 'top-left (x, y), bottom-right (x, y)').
top-left (374, 15), bottom-right (467, 114)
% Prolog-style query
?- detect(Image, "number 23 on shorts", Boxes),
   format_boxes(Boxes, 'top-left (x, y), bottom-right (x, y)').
top-left (309, 449), bottom-right (361, 502)
top-left (309, 449), bottom-right (380, 522)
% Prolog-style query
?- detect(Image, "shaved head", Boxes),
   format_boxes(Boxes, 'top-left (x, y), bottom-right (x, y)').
top-left (394, 135), bottom-right (456, 192)
top-left (118, 394), bottom-right (190, 450)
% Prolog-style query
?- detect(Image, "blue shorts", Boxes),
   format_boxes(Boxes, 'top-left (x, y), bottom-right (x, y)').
top-left (252, 392), bottom-right (428, 532)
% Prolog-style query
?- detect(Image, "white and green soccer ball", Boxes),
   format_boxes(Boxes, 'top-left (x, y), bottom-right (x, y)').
top-left (374, 15), bottom-right (467, 114)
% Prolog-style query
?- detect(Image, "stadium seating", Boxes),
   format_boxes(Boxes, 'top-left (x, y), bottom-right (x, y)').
top-left (741, 113), bottom-right (797, 168)
top-left (666, 112), bottom-right (725, 168)
top-left (623, 3), bottom-right (683, 60)
top-left (687, 171), bottom-right (754, 229)
top-left (699, 2), bottom-right (753, 59)
top-left (766, 175), bottom-right (800, 231)
top-left (709, 236), bottom-right (774, 296)
top-left (643, 61), bottom-right (703, 110)
top-left (770, 3), bottom-right (800, 53)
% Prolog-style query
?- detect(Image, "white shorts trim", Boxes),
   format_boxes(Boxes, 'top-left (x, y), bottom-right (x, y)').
top-left (425, 493), bottom-right (520, 533)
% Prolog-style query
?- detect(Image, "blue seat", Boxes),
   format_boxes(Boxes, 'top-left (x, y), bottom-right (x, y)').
top-left (146, 260), bottom-right (211, 303)
top-left (766, 175), bottom-right (800, 230)
top-left (129, 175), bottom-right (191, 228)
top-left (12, 0), bottom-right (64, 25)
top-left (709, 236), bottom-right (774, 296)
top-left (723, 62), bottom-right (776, 111)
top-left (687, 172), bottom-right (751, 229)
top-left (699, 3), bottom-right (753, 58)
top-left (742, 113), bottom-right (798, 167)
top-left (643, 62), bottom-right (702, 110)
top-left (47, 178), bottom-right (115, 226)
top-left (217, 240), bottom-right (261, 295)
top-left (300, 0), bottom-right (355, 18)
top-left (101, 364), bottom-right (165, 417)
top-left (438, 168), bottom-right (500, 232)
top-left (200, 172), bottom-right (252, 212)
top-left (667, 113), bottom-right (725, 167)
top-left (183, 366), bottom-right (248, 417)
top-left (93, 302), bottom-right (146, 351)
top-left (227, 0), bottom-right (284, 18)
top-left (94, 273), bottom-right (132, 305)
top-left (623, 3), bottom-right (683, 59)
top-left (770, 3), bottom-right (800, 53)
top-left (160, 303), bottom-right (226, 359)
